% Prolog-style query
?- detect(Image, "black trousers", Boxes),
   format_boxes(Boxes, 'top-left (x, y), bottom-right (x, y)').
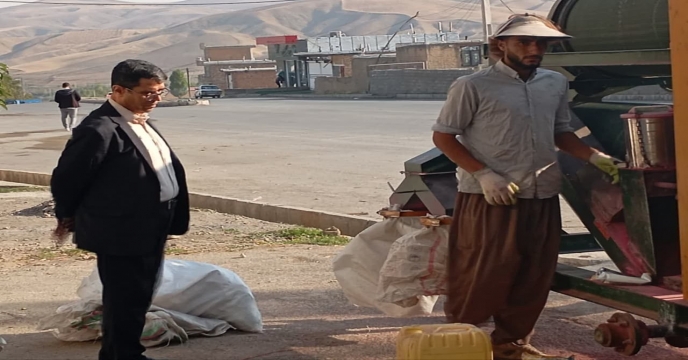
top-left (97, 201), bottom-right (174, 360)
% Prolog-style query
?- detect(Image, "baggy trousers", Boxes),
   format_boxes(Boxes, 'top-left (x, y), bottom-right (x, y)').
top-left (444, 192), bottom-right (561, 345)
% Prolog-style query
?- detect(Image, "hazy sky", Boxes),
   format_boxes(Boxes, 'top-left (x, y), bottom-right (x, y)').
top-left (0, 0), bottom-right (184, 8)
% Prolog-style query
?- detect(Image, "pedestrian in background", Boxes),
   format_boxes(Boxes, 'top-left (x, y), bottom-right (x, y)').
top-left (50, 59), bottom-right (190, 360)
top-left (53, 82), bottom-right (81, 131)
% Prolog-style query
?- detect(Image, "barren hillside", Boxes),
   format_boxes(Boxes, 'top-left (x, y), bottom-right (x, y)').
top-left (0, 0), bottom-right (555, 87)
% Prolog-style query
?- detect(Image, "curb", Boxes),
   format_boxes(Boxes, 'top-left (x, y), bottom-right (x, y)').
top-left (0, 169), bottom-right (378, 236)
top-left (255, 93), bottom-right (446, 101)
top-left (80, 99), bottom-right (210, 107)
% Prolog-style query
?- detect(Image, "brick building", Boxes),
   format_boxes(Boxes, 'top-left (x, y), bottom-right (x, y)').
top-left (224, 67), bottom-right (277, 89)
top-left (196, 44), bottom-right (276, 90)
top-left (203, 45), bottom-right (254, 62)
top-left (395, 41), bottom-right (483, 69)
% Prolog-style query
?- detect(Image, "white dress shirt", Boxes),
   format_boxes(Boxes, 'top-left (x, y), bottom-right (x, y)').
top-left (108, 99), bottom-right (179, 202)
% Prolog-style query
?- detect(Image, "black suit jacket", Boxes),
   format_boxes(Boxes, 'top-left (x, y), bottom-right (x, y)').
top-left (50, 101), bottom-right (190, 256)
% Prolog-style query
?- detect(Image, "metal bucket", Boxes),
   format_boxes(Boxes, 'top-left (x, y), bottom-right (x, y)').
top-left (620, 106), bottom-right (675, 169)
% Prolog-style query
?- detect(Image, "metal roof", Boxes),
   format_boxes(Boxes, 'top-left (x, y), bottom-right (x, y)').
top-left (303, 32), bottom-right (469, 54)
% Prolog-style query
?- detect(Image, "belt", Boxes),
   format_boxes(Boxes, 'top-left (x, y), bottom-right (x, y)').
top-left (161, 199), bottom-right (177, 211)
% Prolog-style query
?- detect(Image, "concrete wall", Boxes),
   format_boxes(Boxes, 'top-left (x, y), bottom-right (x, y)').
top-left (230, 70), bottom-right (277, 90)
top-left (351, 56), bottom-right (399, 93)
top-left (395, 45), bottom-right (428, 67)
top-left (331, 54), bottom-right (355, 77)
top-left (396, 42), bottom-right (483, 70)
top-left (204, 46), bottom-right (254, 61)
top-left (369, 69), bottom-right (474, 97)
top-left (201, 63), bottom-right (275, 90)
top-left (206, 65), bottom-right (229, 88)
top-left (314, 77), bottom-right (357, 94)
top-left (426, 44), bottom-right (462, 69)
top-left (313, 55), bottom-right (399, 94)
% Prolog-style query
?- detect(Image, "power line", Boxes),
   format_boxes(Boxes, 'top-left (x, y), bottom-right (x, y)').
top-left (498, 0), bottom-right (514, 13)
top-left (0, 0), bottom-right (296, 6)
top-left (416, 0), bottom-right (479, 20)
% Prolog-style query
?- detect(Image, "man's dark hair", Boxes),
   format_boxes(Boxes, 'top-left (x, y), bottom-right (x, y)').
top-left (62, 82), bottom-right (70, 88)
top-left (111, 59), bottom-right (167, 89)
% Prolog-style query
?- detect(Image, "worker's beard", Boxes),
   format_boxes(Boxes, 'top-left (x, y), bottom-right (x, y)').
top-left (506, 52), bottom-right (542, 70)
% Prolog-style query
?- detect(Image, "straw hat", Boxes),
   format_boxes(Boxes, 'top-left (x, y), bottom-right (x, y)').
top-left (492, 13), bottom-right (571, 39)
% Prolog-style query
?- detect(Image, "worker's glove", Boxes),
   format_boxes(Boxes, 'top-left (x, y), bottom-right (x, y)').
top-left (473, 168), bottom-right (520, 206)
top-left (589, 152), bottom-right (622, 185)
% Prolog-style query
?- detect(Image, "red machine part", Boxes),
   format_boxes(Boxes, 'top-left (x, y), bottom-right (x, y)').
top-left (594, 313), bottom-right (669, 356)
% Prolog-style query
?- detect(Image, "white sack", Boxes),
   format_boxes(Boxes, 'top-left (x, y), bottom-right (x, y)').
top-left (38, 259), bottom-right (261, 345)
top-left (332, 218), bottom-right (439, 317)
top-left (77, 259), bottom-right (263, 333)
top-left (376, 224), bottom-right (449, 307)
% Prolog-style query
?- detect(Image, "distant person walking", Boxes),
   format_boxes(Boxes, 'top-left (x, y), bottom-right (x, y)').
top-left (54, 82), bottom-right (81, 131)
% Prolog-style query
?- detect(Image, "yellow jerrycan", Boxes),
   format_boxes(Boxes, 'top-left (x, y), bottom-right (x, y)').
top-left (396, 323), bottom-right (493, 360)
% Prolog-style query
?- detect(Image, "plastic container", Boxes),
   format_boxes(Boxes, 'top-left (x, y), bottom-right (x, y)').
top-left (396, 323), bottom-right (492, 360)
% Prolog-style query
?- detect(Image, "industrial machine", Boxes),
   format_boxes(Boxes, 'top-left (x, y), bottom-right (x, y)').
top-left (388, 0), bottom-right (688, 356)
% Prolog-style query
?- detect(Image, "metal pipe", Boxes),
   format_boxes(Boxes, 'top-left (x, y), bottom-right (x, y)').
top-left (668, 0), bottom-right (688, 300)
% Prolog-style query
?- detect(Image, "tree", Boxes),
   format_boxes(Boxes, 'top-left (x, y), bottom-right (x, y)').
top-left (77, 83), bottom-right (111, 98)
top-left (169, 69), bottom-right (189, 98)
top-left (0, 63), bottom-right (31, 109)
top-left (0, 63), bottom-right (8, 109)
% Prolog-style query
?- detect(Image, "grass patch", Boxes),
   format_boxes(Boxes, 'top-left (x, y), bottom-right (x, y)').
top-left (29, 247), bottom-right (91, 260)
top-left (0, 185), bottom-right (48, 193)
top-left (165, 247), bottom-right (191, 255)
top-left (223, 228), bottom-right (241, 235)
top-left (266, 227), bottom-right (350, 246)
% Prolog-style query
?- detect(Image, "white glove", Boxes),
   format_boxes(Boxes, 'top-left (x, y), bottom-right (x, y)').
top-left (472, 168), bottom-right (520, 206)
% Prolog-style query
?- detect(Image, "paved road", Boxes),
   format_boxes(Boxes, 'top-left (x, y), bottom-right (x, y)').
top-left (0, 98), bottom-right (584, 230)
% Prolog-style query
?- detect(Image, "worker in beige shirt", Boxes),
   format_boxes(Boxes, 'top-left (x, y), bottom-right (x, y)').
top-left (432, 14), bottom-right (620, 360)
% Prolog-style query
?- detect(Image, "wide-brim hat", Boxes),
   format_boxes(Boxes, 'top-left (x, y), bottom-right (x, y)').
top-left (493, 14), bottom-right (572, 39)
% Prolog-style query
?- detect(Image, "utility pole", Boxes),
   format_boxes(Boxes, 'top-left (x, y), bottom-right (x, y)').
top-left (480, 0), bottom-right (493, 65)
top-left (375, 11), bottom-right (420, 65)
top-left (186, 68), bottom-right (191, 99)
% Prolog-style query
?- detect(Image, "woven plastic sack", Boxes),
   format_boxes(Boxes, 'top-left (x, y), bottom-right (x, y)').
top-left (376, 224), bottom-right (449, 307)
top-left (332, 217), bottom-right (440, 317)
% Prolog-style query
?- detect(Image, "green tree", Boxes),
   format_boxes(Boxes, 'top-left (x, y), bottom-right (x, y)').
top-left (77, 84), bottom-right (111, 98)
top-left (0, 63), bottom-right (31, 109)
top-left (0, 63), bottom-right (9, 109)
top-left (169, 69), bottom-right (189, 98)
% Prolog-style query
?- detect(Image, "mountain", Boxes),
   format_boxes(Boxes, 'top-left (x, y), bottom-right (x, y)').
top-left (0, 0), bottom-right (556, 88)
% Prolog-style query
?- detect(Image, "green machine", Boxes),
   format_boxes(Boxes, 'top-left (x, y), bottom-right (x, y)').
top-left (388, 0), bottom-right (687, 356)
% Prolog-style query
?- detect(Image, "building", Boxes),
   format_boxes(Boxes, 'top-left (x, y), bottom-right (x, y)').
top-left (395, 41), bottom-right (483, 69)
top-left (203, 44), bottom-right (255, 62)
top-left (256, 32), bottom-right (481, 91)
top-left (224, 67), bottom-right (278, 90)
top-left (196, 44), bottom-right (277, 90)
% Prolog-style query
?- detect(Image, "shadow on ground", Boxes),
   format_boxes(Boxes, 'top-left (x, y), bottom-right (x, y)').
top-left (3, 288), bottom-right (688, 360)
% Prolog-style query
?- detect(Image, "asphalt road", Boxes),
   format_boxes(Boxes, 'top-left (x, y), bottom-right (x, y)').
top-left (0, 98), bottom-right (584, 230)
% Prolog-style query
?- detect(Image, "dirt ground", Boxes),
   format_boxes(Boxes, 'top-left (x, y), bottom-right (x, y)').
top-left (1, 191), bottom-right (688, 360)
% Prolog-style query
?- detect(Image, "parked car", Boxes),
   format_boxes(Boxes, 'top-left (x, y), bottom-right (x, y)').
top-left (195, 85), bottom-right (223, 99)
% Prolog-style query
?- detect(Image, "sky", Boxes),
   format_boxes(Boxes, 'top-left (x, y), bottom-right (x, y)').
top-left (0, 0), bottom-right (185, 8)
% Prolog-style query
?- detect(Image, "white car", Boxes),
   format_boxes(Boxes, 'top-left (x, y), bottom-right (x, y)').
top-left (194, 85), bottom-right (223, 99)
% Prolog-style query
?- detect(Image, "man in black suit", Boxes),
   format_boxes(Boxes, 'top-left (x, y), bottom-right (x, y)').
top-left (50, 59), bottom-right (190, 360)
